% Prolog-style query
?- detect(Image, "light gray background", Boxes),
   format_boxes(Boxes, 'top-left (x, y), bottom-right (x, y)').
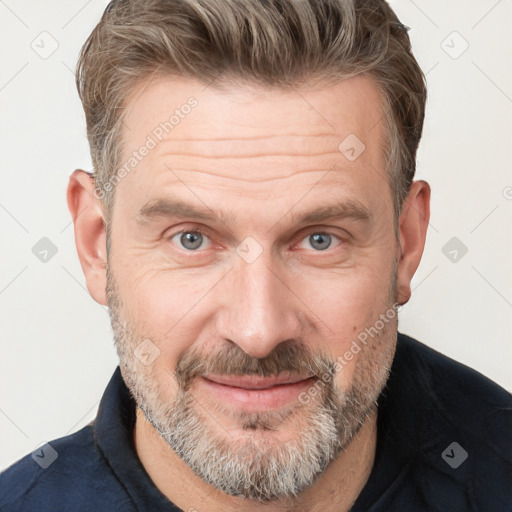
top-left (1, 0), bottom-right (511, 471)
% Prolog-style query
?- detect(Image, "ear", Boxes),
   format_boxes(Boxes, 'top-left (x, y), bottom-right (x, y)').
top-left (396, 180), bottom-right (431, 305)
top-left (66, 169), bottom-right (108, 306)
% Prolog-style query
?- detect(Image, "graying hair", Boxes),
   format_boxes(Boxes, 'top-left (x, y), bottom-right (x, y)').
top-left (76, 0), bottom-right (426, 222)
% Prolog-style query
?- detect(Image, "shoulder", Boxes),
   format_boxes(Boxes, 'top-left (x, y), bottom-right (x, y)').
top-left (393, 332), bottom-right (512, 510)
top-left (396, 331), bottom-right (512, 411)
top-left (395, 331), bottom-right (512, 452)
top-left (0, 424), bottom-right (131, 512)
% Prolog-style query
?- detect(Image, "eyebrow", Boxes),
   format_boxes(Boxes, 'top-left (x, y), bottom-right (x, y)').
top-left (135, 197), bottom-right (372, 228)
top-left (136, 198), bottom-right (236, 226)
top-left (292, 200), bottom-right (372, 225)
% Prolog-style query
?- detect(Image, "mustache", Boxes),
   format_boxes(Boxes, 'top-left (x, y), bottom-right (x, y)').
top-left (174, 341), bottom-right (335, 390)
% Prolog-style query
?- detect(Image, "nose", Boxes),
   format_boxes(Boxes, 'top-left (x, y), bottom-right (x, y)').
top-left (215, 250), bottom-right (303, 359)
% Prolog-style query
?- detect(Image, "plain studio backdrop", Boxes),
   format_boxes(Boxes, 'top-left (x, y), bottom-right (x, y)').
top-left (1, 0), bottom-right (511, 471)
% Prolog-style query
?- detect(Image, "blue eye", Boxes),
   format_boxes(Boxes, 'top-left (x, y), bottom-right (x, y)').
top-left (170, 230), bottom-right (210, 251)
top-left (310, 233), bottom-right (331, 250)
top-left (298, 232), bottom-right (341, 251)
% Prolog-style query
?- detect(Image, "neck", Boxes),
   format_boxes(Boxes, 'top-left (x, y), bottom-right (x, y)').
top-left (133, 407), bottom-right (378, 512)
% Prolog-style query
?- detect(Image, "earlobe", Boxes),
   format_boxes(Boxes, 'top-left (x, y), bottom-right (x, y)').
top-left (66, 169), bottom-right (108, 306)
top-left (396, 180), bottom-right (431, 305)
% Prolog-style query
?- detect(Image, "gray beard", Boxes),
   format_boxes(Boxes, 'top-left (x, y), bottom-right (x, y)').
top-left (137, 373), bottom-right (376, 502)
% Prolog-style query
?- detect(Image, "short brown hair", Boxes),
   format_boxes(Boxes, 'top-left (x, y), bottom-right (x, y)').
top-left (76, 0), bottom-right (426, 220)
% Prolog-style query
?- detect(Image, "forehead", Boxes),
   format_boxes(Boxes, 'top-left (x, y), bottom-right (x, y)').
top-left (114, 74), bottom-right (390, 222)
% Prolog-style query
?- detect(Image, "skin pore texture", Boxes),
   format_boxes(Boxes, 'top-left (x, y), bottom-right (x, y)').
top-left (67, 75), bottom-right (430, 511)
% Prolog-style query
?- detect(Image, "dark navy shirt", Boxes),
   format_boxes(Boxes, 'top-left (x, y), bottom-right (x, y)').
top-left (1, 332), bottom-right (511, 511)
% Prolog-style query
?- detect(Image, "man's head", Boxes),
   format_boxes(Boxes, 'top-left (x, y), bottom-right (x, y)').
top-left (68, 0), bottom-right (430, 505)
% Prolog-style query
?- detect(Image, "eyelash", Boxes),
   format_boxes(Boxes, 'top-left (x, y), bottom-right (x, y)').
top-left (167, 226), bottom-right (344, 253)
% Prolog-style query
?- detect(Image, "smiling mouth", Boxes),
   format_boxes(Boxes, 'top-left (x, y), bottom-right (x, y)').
top-left (204, 374), bottom-right (315, 389)
top-left (198, 373), bottom-right (317, 412)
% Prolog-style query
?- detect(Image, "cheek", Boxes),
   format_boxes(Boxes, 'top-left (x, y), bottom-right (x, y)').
top-left (295, 267), bottom-right (394, 386)
top-left (296, 265), bottom-right (393, 335)
top-left (116, 266), bottom-right (226, 356)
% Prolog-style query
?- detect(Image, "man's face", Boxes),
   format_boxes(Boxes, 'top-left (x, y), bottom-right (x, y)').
top-left (106, 75), bottom-right (400, 501)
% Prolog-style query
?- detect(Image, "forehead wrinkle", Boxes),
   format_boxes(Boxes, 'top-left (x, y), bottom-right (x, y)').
top-left (147, 132), bottom-right (346, 162)
top-left (155, 149), bottom-right (344, 160)
top-left (162, 166), bottom-right (350, 184)
top-left (152, 133), bottom-right (339, 143)
top-left (126, 120), bottom-right (341, 150)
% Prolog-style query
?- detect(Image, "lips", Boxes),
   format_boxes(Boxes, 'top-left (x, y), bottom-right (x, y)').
top-left (198, 373), bottom-right (317, 412)
top-left (204, 374), bottom-right (314, 389)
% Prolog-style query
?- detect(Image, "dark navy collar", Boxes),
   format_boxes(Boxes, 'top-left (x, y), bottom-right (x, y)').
top-left (93, 367), bottom-right (181, 511)
top-left (351, 332), bottom-right (432, 510)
